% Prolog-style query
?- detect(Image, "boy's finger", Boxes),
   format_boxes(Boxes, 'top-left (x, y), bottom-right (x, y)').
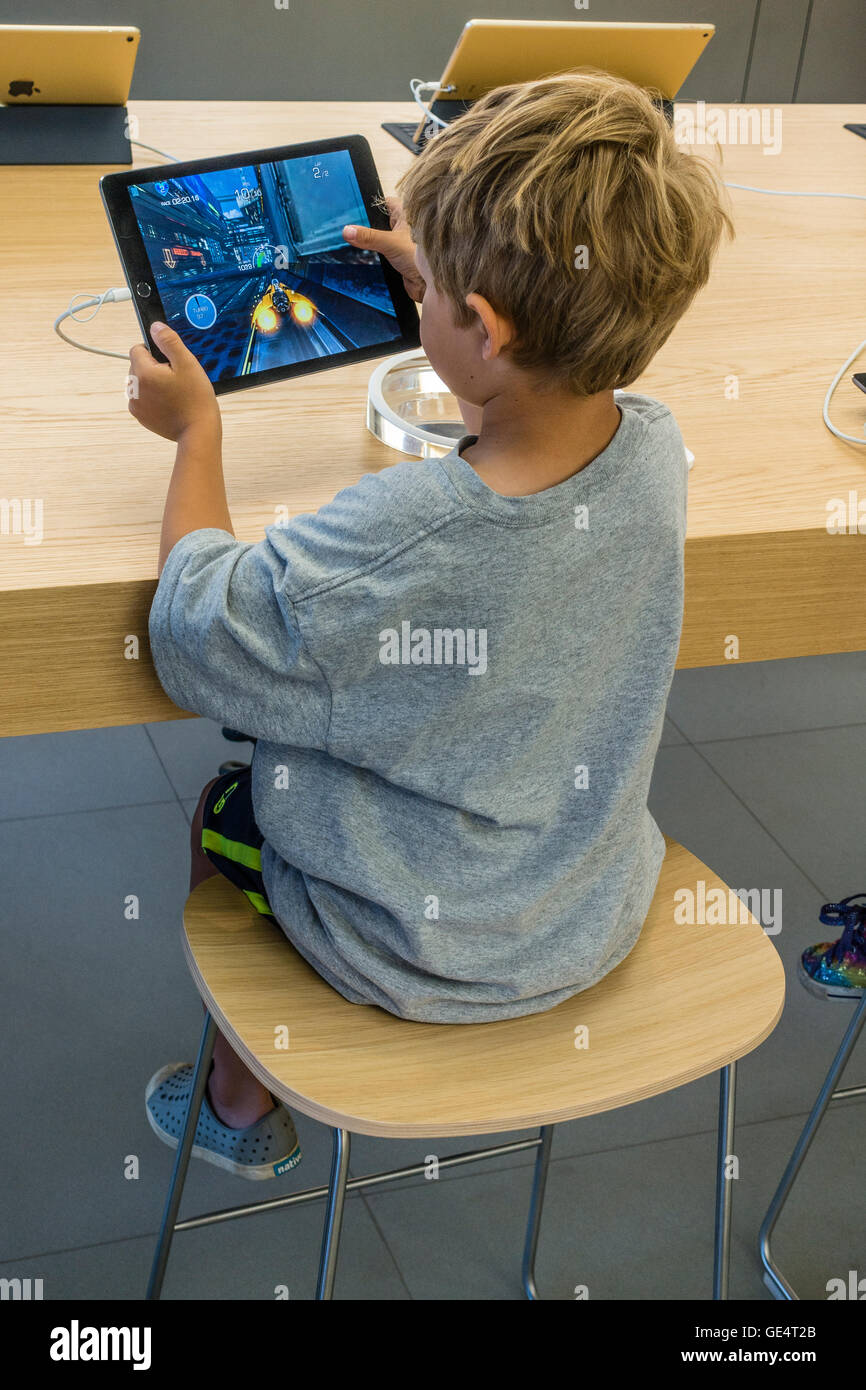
top-left (343, 223), bottom-right (395, 254)
top-left (128, 342), bottom-right (156, 372)
top-left (149, 320), bottom-right (189, 367)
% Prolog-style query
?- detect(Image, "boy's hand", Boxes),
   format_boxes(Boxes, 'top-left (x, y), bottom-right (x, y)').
top-left (127, 321), bottom-right (221, 443)
top-left (343, 197), bottom-right (426, 302)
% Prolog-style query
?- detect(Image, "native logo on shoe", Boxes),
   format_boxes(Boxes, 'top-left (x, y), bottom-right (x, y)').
top-left (273, 1154), bottom-right (299, 1176)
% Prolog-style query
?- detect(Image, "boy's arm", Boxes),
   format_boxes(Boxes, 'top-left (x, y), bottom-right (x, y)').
top-left (158, 422), bottom-right (232, 575)
top-left (127, 321), bottom-right (233, 575)
top-left (128, 320), bottom-right (332, 748)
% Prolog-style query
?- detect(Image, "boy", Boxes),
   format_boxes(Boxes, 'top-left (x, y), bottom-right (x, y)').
top-left (135, 72), bottom-right (733, 1178)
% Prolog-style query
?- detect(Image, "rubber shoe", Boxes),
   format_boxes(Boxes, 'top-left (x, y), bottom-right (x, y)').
top-left (145, 1062), bottom-right (302, 1180)
top-left (799, 894), bottom-right (866, 1000)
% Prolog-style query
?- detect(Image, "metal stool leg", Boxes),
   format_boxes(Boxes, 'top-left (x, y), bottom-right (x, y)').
top-left (760, 990), bottom-right (866, 1300)
top-left (316, 1127), bottom-right (351, 1300)
top-left (522, 1125), bottom-right (555, 1300)
top-left (713, 1062), bottom-right (737, 1299)
top-left (146, 1011), bottom-right (217, 1300)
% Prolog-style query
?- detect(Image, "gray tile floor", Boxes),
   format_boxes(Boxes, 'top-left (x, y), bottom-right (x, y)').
top-left (1, 652), bottom-right (864, 1300)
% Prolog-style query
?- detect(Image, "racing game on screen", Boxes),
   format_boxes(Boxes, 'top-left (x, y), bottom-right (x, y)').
top-left (129, 150), bottom-right (403, 382)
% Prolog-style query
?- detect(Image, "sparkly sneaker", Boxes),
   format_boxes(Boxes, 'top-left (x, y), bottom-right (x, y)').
top-left (799, 894), bottom-right (866, 1000)
top-left (146, 1063), bottom-right (302, 1180)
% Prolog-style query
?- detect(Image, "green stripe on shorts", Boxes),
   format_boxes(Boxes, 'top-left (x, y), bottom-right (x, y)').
top-left (201, 827), bottom-right (263, 872)
top-left (244, 889), bottom-right (273, 916)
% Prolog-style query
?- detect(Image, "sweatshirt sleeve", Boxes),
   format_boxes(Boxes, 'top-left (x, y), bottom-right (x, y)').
top-left (148, 527), bottom-right (331, 747)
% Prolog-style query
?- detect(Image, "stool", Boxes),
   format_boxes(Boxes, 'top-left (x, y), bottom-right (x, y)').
top-left (147, 837), bottom-right (784, 1300)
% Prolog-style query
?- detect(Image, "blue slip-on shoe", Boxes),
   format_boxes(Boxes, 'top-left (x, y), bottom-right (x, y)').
top-left (146, 1062), bottom-right (302, 1180)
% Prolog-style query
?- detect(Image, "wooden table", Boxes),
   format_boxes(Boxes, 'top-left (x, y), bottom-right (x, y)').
top-left (2, 102), bottom-right (865, 737)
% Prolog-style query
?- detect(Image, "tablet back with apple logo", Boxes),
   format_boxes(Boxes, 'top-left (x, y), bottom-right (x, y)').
top-left (0, 24), bottom-right (140, 106)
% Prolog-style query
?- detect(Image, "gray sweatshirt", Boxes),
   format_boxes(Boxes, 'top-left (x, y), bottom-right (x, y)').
top-left (149, 391), bottom-right (687, 1022)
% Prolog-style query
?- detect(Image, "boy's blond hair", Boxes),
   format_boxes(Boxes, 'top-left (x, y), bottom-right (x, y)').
top-left (398, 70), bottom-right (734, 396)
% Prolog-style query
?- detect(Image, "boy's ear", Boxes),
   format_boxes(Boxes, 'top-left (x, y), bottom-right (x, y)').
top-left (465, 292), bottom-right (514, 360)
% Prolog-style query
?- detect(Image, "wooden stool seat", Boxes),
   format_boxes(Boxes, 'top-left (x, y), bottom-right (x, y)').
top-left (147, 835), bottom-right (786, 1299)
top-left (182, 837), bottom-right (785, 1138)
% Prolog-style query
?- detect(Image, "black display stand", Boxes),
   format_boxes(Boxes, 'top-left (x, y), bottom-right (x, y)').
top-left (0, 104), bottom-right (132, 164)
top-left (383, 99), bottom-right (473, 156)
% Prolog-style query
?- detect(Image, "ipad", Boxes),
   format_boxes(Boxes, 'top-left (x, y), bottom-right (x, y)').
top-left (100, 137), bottom-right (421, 395)
top-left (404, 18), bottom-right (715, 146)
top-left (432, 19), bottom-right (714, 103)
top-left (0, 24), bottom-right (140, 105)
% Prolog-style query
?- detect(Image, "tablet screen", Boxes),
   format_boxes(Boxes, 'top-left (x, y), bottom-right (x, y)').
top-left (126, 148), bottom-right (407, 385)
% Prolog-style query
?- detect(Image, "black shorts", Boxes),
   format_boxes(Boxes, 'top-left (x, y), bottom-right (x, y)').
top-left (200, 765), bottom-right (275, 919)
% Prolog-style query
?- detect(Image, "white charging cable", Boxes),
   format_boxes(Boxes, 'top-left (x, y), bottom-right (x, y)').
top-left (53, 288), bottom-right (133, 360)
top-left (822, 336), bottom-right (866, 445)
top-left (409, 78), bottom-right (456, 131)
top-left (723, 181), bottom-right (866, 200)
top-left (717, 184), bottom-right (866, 443)
top-left (52, 141), bottom-right (178, 359)
top-left (130, 139), bottom-right (179, 163)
